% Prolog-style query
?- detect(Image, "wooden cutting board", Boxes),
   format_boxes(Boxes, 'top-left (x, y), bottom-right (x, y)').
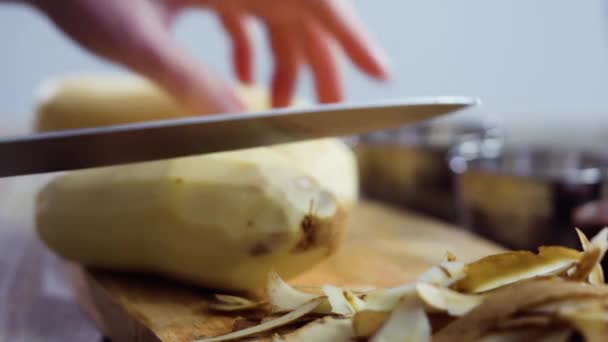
top-left (66, 200), bottom-right (502, 342)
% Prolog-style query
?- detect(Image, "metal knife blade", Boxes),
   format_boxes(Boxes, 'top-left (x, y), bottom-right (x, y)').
top-left (0, 96), bottom-right (477, 177)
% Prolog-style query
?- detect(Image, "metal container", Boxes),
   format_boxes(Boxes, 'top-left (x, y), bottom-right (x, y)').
top-left (352, 119), bottom-right (502, 222)
top-left (451, 141), bottom-right (608, 250)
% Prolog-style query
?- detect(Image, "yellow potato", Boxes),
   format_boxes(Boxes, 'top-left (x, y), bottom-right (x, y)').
top-left (34, 75), bottom-right (358, 290)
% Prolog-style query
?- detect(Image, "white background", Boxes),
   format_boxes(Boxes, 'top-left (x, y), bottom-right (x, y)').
top-left (1, 1), bottom-right (608, 150)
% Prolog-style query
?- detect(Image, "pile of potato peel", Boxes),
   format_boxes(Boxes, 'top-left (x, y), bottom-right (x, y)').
top-left (195, 228), bottom-right (608, 342)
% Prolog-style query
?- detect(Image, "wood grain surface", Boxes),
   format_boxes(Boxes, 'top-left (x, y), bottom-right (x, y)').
top-left (68, 201), bottom-right (501, 342)
top-left (0, 175), bottom-right (501, 342)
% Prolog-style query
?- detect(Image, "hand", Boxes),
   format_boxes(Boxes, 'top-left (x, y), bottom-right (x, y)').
top-left (28, 0), bottom-right (389, 114)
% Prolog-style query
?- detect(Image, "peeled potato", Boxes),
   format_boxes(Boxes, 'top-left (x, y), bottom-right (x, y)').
top-left (34, 75), bottom-right (357, 291)
top-left (34, 75), bottom-right (186, 131)
top-left (34, 75), bottom-right (294, 131)
top-left (272, 139), bottom-right (358, 209)
top-left (37, 148), bottom-right (346, 290)
top-left (34, 76), bottom-right (357, 208)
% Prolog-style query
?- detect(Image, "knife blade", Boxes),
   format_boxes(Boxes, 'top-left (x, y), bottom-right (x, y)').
top-left (0, 96), bottom-right (477, 177)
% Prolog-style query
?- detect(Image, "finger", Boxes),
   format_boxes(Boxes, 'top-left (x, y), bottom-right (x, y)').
top-left (312, 0), bottom-right (390, 80)
top-left (221, 12), bottom-right (255, 84)
top-left (300, 19), bottom-right (342, 104)
top-left (32, 0), bottom-right (243, 114)
top-left (268, 25), bottom-right (300, 108)
top-left (117, 24), bottom-right (245, 115)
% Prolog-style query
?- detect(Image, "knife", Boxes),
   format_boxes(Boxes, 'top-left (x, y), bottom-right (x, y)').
top-left (0, 96), bottom-right (477, 177)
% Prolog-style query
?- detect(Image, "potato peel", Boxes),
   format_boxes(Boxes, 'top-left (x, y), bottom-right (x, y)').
top-left (528, 296), bottom-right (608, 316)
top-left (197, 238), bottom-right (608, 342)
top-left (194, 297), bottom-right (325, 342)
top-left (577, 227), bottom-right (608, 285)
top-left (362, 284), bottom-right (416, 312)
top-left (540, 297), bottom-right (608, 342)
top-left (561, 308), bottom-right (608, 342)
top-left (568, 247), bottom-right (602, 282)
top-left (343, 289), bottom-right (366, 312)
top-left (352, 310), bottom-right (390, 338)
top-left (478, 328), bottom-right (573, 342)
top-left (214, 294), bottom-right (256, 305)
top-left (444, 251), bottom-right (458, 262)
top-left (362, 259), bottom-right (466, 313)
top-left (322, 284), bottom-right (355, 316)
top-left (452, 247), bottom-right (581, 293)
top-left (205, 294), bottom-right (263, 312)
top-left (416, 282), bottom-right (484, 316)
top-left (370, 296), bottom-right (431, 342)
top-left (266, 271), bottom-right (321, 312)
top-left (494, 315), bottom-right (553, 330)
top-left (275, 317), bottom-right (354, 342)
top-left (590, 227), bottom-right (608, 251)
top-left (418, 260), bottom-right (467, 287)
top-left (205, 302), bottom-right (262, 312)
top-left (434, 278), bottom-right (608, 342)
top-left (294, 285), bottom-right (375, 294)
top-left (576, 227), bottom-right (593, 251)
